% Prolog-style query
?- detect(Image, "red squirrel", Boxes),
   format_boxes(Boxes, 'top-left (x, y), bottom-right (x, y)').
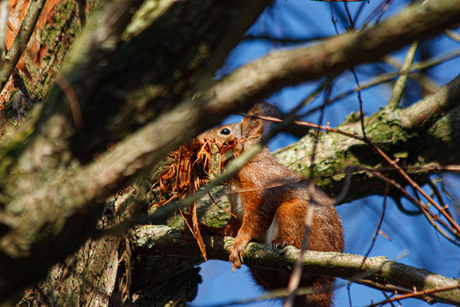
top-left (198, 102), bottom-right (344, 306)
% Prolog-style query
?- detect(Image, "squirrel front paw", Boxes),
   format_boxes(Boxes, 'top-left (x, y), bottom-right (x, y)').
top-left (229, 243), bottom-right (246, 272)
top-left (271, 235), bottom-right (297, 249)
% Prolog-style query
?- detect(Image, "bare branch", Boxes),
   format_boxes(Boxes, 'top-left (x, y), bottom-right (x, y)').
top-left (387, 42), bottom-right (419, 109)
top-left (330, 49), bottom-right (460, 105)
top-left (0, 0), bottom-right (8, 54)
top-left (0, 0), bottom-right (47, 91)
top-left (207, 0), bottom-right (460, 109)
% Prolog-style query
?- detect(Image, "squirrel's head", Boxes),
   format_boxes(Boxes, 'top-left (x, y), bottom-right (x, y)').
top-left (194, 102), bottom-right (281, 180)
top-left (197, 102), bottom-right (280, 149)
top-left (197, 123), bottom-right (242, 146)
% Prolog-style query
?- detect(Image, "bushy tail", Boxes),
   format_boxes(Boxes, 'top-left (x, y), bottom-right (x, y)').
top-left (251, 268), bottom-right (335, 307)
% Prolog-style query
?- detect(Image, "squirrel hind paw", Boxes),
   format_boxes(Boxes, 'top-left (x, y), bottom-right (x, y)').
top-left (229, 248), bottom-right (245, 272)
top-left (230, 257), bottom-right (242, 272)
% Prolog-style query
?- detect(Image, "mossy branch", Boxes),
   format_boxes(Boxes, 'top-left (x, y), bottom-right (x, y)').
top-left (275, 73), bottom-right (460, 201)
top-left (134, 225), bottom-right (460, 305)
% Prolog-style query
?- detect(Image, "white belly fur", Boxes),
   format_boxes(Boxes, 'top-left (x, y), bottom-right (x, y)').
top-left (265, 218), bottom-right (279, 244)
top-left (228, 192), bottom-right (244, 220)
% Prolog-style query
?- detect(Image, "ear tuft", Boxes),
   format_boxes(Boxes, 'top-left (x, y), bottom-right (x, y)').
top-left (247, 102), bottom-right (281, 120)
top-left (242, 102), bottom-right (281, 139)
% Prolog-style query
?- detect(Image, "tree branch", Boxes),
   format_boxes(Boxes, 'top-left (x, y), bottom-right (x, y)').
top-left (400, 73), bottom-right (460, 130)
top-left (275, 74), bottom-right (460, 201)
top-left (134, 225), bottom-right (460, 305)
top-left (0, 0), bottom-right (46, 91)
top-left (387, 42), bottom-right (418, 109)
top-left (0, 0), bottom-right (8, 54)
top-left (206, 0), bottom-right (460, 110)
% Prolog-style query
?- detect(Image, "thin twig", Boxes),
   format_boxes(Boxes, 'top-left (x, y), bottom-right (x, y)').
top-left (347, 284), bottom-right (352, 307)
top-left (440, 176), bottom-right (460, 208)
top-left (351, 67), bottom-right (367, 138)
top-left (380, 291), bottom-right (397, 307)
top-left (343, 0), bottom-right (354, 30)
top-left (328, 49), bottom-right (460, 105)
top-left (243, 34), bottom-right (328, 44)
top-left (445, 29), bottom-right (460, 43)
top-left (334, 166), bottom-right (355, 205)
top-left (368, 141), bottom-right (460, 236)
top-left (329, 2), bottom-right (340, 34)
top-left (360, 184), bottom-right (389, 268)
top-left (363, 169), bottom-right (460, 247)
top-left (0, 0), bottom-right (8, 55)
top-left (367, 282), bottom-right (460, 307)
top-left (0, 0), bottom-right (47, 92)
top-left (55, 74), bottom-right (84, 130)
top-left (361, 0), bottom-right (392, 29)
top-left (350, 166), bottom-right (460, 246)
top-left (308, 85), bottom-right (329, 179)
top-left (427, 179), bottom-right (451, 217)
top-left (387, 42), bottom-right (418, 109)
top-left (352, 0), bottom-right (368, 28)
top-left (383, 53), bottom-right (438, 93)
top-left (294, 77), bottom-right (336, 116)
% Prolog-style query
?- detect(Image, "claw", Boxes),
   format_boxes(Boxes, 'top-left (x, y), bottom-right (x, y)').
top-left (272, 236), bottom-right (295, 249)
top-left (229, 245), bottom-right (245, 272)
top-left (230, 255), bottom-right (241, 272)
top-left (231, 262), bottom-right (238, 273)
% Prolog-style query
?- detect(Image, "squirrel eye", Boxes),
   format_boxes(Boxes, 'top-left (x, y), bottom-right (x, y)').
top-left (220, 128), bottom-right (231, 135)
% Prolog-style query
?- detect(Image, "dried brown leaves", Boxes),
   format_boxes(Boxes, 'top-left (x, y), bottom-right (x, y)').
top-left (156, 137), bottom-right (238, 202)
top-left (154, 136), bottom-right (239, 259)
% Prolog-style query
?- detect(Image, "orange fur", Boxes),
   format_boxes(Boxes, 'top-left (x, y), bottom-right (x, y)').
top-left (198, 102), bottom-right (344, 306)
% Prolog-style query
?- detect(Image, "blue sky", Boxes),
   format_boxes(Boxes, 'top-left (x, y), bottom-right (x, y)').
top-left (191, 0), bottom-right (460, 306)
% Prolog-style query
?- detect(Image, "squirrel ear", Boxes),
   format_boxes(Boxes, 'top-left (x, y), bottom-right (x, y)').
top-left (242, 102), bottom-right (280, 138)
top-left (247, 102), bottom-right (280, 119)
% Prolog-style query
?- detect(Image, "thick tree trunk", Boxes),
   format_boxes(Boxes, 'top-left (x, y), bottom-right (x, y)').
top-left (17, 191), bottom-right (202, 306)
